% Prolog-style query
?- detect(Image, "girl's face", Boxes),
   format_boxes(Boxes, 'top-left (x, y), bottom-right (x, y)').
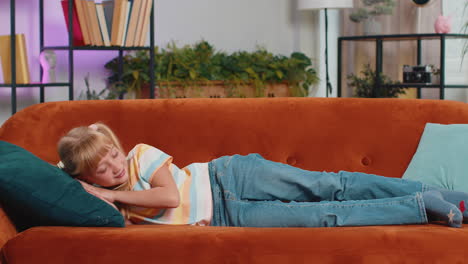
top-left (80, 146), bottom-right (129, 187)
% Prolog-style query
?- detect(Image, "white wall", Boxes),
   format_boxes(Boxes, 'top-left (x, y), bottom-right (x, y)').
top-left (0, 0), bottom-right (323, 125)
top-left (442, 0), bottom-right (468, 102)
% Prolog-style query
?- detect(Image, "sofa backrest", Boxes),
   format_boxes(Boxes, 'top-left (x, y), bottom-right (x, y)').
top-left (1, 97), bottom-right (468, 238)
top-left (3, 97), bottom-right (468, 175)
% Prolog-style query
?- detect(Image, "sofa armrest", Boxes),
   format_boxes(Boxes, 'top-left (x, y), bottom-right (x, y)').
top-left (0, 207), bottom-right (16, 251)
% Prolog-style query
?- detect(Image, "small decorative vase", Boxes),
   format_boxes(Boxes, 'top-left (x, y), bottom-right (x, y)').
top-left (434, 15), bottom-right (451, 34)
top-left (363, 17), bottom-right (382, 36)
top-left (39, 50), bottom-right (57, 83)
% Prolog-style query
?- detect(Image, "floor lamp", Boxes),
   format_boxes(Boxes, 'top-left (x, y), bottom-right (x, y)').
top-left (298, 0), bottom-right (353, 97)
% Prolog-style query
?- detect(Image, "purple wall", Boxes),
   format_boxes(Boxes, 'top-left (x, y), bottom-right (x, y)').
top-left (0, 0), bottom-right (117, 104)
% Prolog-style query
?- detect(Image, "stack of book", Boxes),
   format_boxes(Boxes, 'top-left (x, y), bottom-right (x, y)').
top-left (61, 0), bottom-right (153, 47)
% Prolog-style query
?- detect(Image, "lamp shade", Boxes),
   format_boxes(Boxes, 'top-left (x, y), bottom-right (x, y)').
top-left (298, 0), bottom-right (353, 10)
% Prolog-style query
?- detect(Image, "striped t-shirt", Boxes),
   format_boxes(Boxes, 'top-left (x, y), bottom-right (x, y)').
top-left (125, 144), bottom-right (212, 226)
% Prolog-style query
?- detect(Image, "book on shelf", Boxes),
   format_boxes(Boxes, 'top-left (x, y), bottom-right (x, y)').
top-left (61, 0), bottom-right (86, 46)
top-left (132, 0), bottom-right (144, 46)
top-left (73, 0), bottom-right (91, 45)
top-left (86, 0), bottom-right (104, 46)
top-left (137, 0), bottom-right (153, 46)
top-left (96, 3), bottom-right (111, 46)
top-left (113, 0), bottom-right (130, 46)
top-left (111, 0), bottom-right (125, 45)
top-left (120, 0), bottom-right (133, 46)
top-left (102, 0), bottom-right (115, 41)
top-left (79, 0), bottom-right (95, 45)
top-left (125, 0), bottom-right (142, 46)
top-left (0, 34), bottom-right (30, 84)
top-left (133, 0), bottom-right (147, 46)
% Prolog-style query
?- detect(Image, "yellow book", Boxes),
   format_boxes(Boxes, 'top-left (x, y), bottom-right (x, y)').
top-left (0, 34), bottom-right (30, 84)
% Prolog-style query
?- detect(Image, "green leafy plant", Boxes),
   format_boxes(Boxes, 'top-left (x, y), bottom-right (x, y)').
top-left (349, 0), bottom-right (396, 23)
top-left (102, 50), bottom-right (152, 99)
top-left (103, 40), bottom-right (319, 98)
top-left (347, 64), bottom-right (406, 98)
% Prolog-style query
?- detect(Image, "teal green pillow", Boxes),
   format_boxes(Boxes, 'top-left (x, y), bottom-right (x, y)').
top-left (403, 123), bottom-right (468, 191)
top-left (0, 141), bottom-right (124, 231)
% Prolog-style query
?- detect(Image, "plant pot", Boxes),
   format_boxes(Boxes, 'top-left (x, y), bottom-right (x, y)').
top-left (156, 81), bottom-right (292, 98)
top-left (123, 84), bottom-right (152, 99)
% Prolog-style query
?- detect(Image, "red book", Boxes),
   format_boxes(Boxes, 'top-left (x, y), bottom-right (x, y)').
top-left (61, 0), bottom-right (85, 46)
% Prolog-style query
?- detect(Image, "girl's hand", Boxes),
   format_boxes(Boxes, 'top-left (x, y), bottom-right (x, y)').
top-left (125, 219), bottom-right (133, 226)
top-left (78, 180), bottom-right (118, 210)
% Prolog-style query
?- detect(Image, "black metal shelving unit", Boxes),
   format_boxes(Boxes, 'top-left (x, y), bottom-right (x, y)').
top-left (337, 33), bottom-right (468, 99)
top-left (4, 0), bottom-right (155, 115)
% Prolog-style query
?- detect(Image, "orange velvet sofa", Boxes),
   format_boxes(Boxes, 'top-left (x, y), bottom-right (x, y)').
top-left (1, 97), bottom-right (468, 263)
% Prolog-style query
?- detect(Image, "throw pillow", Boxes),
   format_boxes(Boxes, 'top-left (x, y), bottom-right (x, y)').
top-left (403, 123), bottom-right (468, 192)
top-left (0, 141), bottom-right (125, 231)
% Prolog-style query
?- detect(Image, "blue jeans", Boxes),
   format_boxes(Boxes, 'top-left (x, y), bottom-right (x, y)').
top-left (208, 154), bottom-right (429, 227)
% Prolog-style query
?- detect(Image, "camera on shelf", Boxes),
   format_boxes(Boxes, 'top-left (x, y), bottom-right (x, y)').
top-left (403, 65), bottom-right (432, 84)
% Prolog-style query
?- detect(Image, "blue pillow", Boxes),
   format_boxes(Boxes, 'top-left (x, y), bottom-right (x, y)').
top-left (0, 141), bottom-right (125, 231)
top-left (403, 123), bottom-right (468, 192)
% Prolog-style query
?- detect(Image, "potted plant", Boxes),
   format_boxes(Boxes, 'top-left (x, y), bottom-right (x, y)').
top-left (103, 40), bottom-right (319, 99)
top-left (347, 64), bottom-right (406, 98)
top-left (349, 0), bottom-right (396, 35)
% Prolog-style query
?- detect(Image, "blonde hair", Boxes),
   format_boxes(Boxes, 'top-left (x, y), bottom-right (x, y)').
top-left (58, 123), bottom-right (135, 218)
top-left (57, 122), bottom-right (124, 179)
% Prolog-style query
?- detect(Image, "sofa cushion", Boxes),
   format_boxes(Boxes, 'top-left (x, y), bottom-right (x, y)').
top-left (403, 123), bottom-right (468, 192)
top-left (0, 141), bottom-right (124, 231)
top-left (3, 225), bottom-right (468, 263)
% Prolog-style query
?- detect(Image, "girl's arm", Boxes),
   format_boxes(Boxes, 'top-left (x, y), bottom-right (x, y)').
top-left (79, 162), bottom-right (180, 209)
